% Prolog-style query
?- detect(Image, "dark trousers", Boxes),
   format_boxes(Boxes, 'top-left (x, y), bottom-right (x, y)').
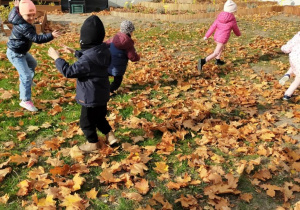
top-left (80, 105), bottom-right (112, 143)
top-left (110, 75), bottom-right (123, 93)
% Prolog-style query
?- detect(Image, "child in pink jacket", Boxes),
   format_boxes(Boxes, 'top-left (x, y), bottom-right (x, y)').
top-left (198, 0), bottom-right (241, 72)
top-left (279, 32), bottom-right (300, 100)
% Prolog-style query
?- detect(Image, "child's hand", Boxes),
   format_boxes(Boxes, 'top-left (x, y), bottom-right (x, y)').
top-left (52, 30), bottom-right (61, 38)
top-left (48, 47), bottom-right (60, 60)
top-left (62, 45), bottom-right (75, 54)
top-left (14, 0), bottom-right (19, 7)
top-left (203, 37), bottom-right (207, 41)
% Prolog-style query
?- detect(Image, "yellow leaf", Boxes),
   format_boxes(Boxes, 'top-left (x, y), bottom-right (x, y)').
top-left (60, 193), bottom-right (82, 210)
top-left (260, 132), bottom-right (275, 140)
top-left (285, 112), bottom-right (294, 118)
top-left (0, 194), bottom-right (9, 204)
top-left (86, 188), bottom-right (98, 199)
top-left (154, 162), bottom-right (168, 174)
top-left (70, 146), bottom-right (84, 162)
top-left (27, 126), bottom-right (40, 132)
top-left (72, 173), bottom-right (85, 191)
top-left (37, 195), bottom-right (56, 207)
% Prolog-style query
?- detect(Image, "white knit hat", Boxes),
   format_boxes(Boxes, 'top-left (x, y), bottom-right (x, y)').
top-left (224, 0), bottom-right (237, 13)
top-left (120, 20), bottom-right (135, 34)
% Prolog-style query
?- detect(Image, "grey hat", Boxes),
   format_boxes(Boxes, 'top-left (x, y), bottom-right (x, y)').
top-left (120, 20), bottom-right (135, 34)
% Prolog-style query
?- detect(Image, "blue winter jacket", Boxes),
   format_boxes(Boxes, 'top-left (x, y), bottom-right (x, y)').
top-left (106, 32), bottom-right (140, 77)
top-left (108, 43), bottom-right (128, 76)
top-left (55, 44), bottom-right (111, 107)
top-left (7, 7), bottom-right (53, 55)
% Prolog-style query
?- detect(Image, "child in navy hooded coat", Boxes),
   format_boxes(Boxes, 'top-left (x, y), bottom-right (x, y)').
top-left (48, 15), bottom-right (119, 152)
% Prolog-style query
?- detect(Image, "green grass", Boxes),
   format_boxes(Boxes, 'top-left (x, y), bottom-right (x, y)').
top-left (0, 13), bottom-right (299, 210)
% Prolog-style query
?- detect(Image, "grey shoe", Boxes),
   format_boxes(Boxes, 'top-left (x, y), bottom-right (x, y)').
top-left (279, 74), bottom-right (290, 85)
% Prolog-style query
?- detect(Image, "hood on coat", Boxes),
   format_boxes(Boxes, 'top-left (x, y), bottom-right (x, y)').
top-left (111, 32), bottom-right (134, 50)
top-left (82, 44), bottom-right (111, 69)
top-left (8, 7), bottom-right (27, 25)
top-left (217, 11), bottom-right (236, 24)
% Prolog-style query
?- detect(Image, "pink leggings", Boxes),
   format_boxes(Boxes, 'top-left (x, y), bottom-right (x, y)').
top-left (206, 42), bottom-right (225, 62)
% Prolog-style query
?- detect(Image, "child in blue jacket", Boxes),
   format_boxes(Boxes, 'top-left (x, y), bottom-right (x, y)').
top-left (105, 20), bottom-right (140, 94)
top-left (6, 0), bottom-right (60, 112)
top-left (48, 15), bottom-right (119, 152)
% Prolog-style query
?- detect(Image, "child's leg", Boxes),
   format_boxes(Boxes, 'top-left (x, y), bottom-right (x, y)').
top-left (94, 105), bottom-right (119, 145)
top-left (284, 75), bottom-right (300, 97)
top-left (79, 106), bottom-right (99, 143)
top-left (25, 53), bottom-right (37, 81)
top-left (110, 76), bottom-right (123, 93)
top-left (216, 45), bottom-right (224, 60)
top-left (95, 105), bottom-right (112, 135)
top-left (205, 42), bottom-right (225, 62)
top-left (6, 49), bottom-right (35, 101)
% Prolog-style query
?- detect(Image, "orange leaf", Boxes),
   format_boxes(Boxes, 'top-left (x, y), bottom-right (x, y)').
top-left (260, 184), bottom-right (282, 197)
top-left (291, 162), bottom-right (300, 172)
top-left (121, 192), bottom-right (142, 202)
top-left (253, 169), bottom-right (272, 181)
top-left (240, 193), bottom-right (253, 203)
top-left (50, 165), bottom-right (70, 176)
top-left (17, 180), bottom-right (32, 196)
top-left (135, 179), bottom-right (149, 195)
top-left (0, 167), bottom-right (12, 182)
top-left (175, 194), bottom-right (198, 208)
top-left (45, 157), bottom-right (64, 167)
top-left (17, 132), bottom-right (27, 141)
top-left (10, 154), bottom-right (28, 165)
top-left (130, 163), bottom-right (148, 176)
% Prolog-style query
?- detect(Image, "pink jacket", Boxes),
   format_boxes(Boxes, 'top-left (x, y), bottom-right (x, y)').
top-left (281, 32), bottom-right (300, 75)
top-left (205, 12), bottom-right (241, 44)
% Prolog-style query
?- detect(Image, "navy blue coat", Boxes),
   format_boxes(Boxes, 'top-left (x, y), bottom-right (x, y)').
top-left (108, 43), bottom-right (128, 76)
top-left (106, 32), bottom-right (140, 77)
top-left (7, 7), bottom-right (53, 55)
top-left (55, 44), bottom-right (111, 107)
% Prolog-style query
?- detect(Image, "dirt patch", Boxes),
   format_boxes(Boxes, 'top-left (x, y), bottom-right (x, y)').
top-left (269, 13), bottom-right (300, 22)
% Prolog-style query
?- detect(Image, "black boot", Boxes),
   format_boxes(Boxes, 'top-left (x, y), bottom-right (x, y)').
top-left (215, 59), bottom-right (225, 65)
top-left (197, 58), bottom-right (206, 72)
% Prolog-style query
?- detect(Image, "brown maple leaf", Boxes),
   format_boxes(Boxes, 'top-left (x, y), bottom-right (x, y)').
top-left (0, 167), bottom-right (12, 182)
top-left (135, 179), bottom-right (149, 195)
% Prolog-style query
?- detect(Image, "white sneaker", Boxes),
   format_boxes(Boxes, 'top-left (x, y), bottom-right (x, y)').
top-left (20, 100), bottom-right (38, 112)
top-left (279, 74), bottom-right (290, 85)
top-left (106, 131), bottom-right (119, 145)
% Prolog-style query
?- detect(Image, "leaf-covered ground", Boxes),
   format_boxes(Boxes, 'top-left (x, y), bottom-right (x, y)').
top-left (0, 12), bottom-right (299, 210)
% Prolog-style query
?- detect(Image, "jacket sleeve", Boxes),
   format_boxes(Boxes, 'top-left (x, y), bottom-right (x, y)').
top-left (8, 7), bottom-right (19, 24)
top-left (232, 21), bottom-right (241, 36)
top-left (205, 20), bottom-right (217, 38)
top-left (55, 58), bottom-right (90, 78)
top-left (22, 26), bottom-right (53, 44)
top-left (281, 32), bottom-right (300, 54)
top-left (126, 45), bottom-right (140, 62)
